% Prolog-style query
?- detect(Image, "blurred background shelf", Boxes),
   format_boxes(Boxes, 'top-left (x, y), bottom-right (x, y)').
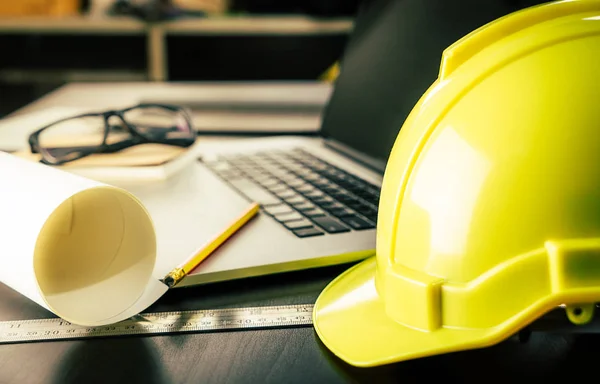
top-left (0, 15), bottom-right (146, 33)
top-left (0, 14), bottom-right (352, 35)
top-left (0, 16), bottom-right (352, 86)
top-left (0, 0), bottom-right (356, 117)
top-left (160, 15), bottom-right (352, 35)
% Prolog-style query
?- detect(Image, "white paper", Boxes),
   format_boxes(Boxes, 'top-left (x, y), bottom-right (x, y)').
top-left (0, 152), bottom-right (168, 326)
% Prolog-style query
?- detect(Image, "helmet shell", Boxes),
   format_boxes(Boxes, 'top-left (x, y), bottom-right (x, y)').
top-left (314, 0), bottom-right (600, 368)
top-left (377, 0), bottom-right (600, 330)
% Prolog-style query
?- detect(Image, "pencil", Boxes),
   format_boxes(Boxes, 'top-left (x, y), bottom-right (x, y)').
top-left (162, 202), bottom-right (260, 288)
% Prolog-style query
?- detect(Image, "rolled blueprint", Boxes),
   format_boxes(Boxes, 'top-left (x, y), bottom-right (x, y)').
top-left (0, 152), bottom-right (168, 326)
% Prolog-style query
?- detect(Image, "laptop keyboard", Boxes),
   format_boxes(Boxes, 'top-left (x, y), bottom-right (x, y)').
top-left (203, 148), bottom-right (380, 238)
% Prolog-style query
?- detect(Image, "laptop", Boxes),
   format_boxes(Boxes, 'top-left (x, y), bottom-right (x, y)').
top-left (117, 0), bottom-right (539, 287)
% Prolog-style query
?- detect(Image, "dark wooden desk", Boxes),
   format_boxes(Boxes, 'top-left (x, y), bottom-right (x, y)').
top-left (2, 261), bottom-right (600, 384)
top-left (2, 82), bottom-right (600, 383)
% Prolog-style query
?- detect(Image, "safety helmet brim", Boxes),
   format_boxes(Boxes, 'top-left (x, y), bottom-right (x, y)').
top-left (314, 257), bottom-right (511, 367)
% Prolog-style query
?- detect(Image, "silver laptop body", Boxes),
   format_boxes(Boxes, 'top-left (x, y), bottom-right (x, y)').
top-left (117, 0), bottom-right (521, 287)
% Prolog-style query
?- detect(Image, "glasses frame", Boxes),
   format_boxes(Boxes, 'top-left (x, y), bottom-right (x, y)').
top-left (28, 103), bottom-right (196, 166)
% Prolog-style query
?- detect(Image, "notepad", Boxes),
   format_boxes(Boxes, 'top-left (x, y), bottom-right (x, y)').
top-left (0, 152), bottom-right (257, 326)
top-left (1, 107), bottom-right (202, 182)
top-left (12, 141), bottom-right (202, 182)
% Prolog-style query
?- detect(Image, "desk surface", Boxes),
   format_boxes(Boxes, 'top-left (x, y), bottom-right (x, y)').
top-left (1, 82), bottom-right (599, 384)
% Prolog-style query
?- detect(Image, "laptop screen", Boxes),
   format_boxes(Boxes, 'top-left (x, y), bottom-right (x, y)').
top-left (320, 0), bottom-right (548, 172)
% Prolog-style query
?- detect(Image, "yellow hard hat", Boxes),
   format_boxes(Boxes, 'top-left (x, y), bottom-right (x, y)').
top-left (314, 0), bottom-right (600, 367)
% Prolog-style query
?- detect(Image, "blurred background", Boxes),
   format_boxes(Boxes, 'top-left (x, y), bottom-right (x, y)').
top-left (0, 0), bottom-right (357, 118)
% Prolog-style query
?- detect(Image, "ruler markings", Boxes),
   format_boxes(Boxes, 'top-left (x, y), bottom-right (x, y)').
top-left (0, 304), bottom-right (315, 344)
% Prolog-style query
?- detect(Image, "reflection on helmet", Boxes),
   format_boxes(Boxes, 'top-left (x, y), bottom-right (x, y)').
top-left (314, 0), bottom-right (600, 368)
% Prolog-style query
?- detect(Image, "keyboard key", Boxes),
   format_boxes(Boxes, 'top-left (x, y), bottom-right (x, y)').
top-left (274, 211), bottom-right (304, 222)
top-left (292, 227), bottom-right (325, 238)
top-left (244, 170), bottom-right (265, 179)
top-left (295, 184), bottom-right (315, 193)
top-left (206, 161), bottom-right (234, 172)
top-left (279, 174), bottom-right (298, 182)
top-left (268, 184), bottom-right (289, 193)
top-left (322, 186), bottom-right (341, 195)
top-left (346, 200), bottom-right (368, 210)
top-left (275, 189), bottom-right (297, 199)
top-left (270, 169), bottom-right (290, 178)
top-left (258, 178), bottom-right (280, 187)
top-left (313, 178), bottom-right (331, 188)
top-left (304, 190), bottom-right (325, 199)
top-left (362, 207), bottom-right (378, 217)
top-left (340, 215), bottom-right (375, 230)
top-left (311, 216), bottom-right (350, 233)
top-left (334, 194), bottom-right (357, 204)
top-left (312, 196), bottom-right (335, 205)
top-left (357, 203), bottom-right (378, 213)
top-left (317, 201), bottom-right (344, 211)
top-left (303, 208), bottom-right (326, 217)
top-left (282, 163), bottom-right (303, 171)
top-left (286, 179), bottom-right (306, 187)
top-left (283, 219), bottom-right (314, 230)
top-left (228, 179), bottom-right (281, 206)
top-left (303, 173), bottom-right (321, 181)
top-left (294, 202), bottom-right (315, 211)
top-left (208, 148), bottom-right (382, 237)
top-left (284, 196), bottom-right (306, 205)
top-left (329, 207), bottom-right (356, 217)
top-left (263, 204), bottom-right (293, 216)
top-left (293, 168), bottom-right (312, 176)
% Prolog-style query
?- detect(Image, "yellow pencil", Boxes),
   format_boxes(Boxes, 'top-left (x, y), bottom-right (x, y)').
top-left (162, 202), bottom-right (260, 288)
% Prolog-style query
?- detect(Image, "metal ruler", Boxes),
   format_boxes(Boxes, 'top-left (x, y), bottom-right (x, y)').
top-left (0, 304), bottom-right (314, 345)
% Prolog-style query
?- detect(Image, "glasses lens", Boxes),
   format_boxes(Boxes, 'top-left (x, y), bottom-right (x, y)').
top-left (37, 116), bottom-right (106, 162)
top-left (123, 106), bottom-right (195, 143)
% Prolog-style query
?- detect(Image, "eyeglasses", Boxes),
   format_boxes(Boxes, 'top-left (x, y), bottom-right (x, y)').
top-left (28, 103), bottom-right (196, 166)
